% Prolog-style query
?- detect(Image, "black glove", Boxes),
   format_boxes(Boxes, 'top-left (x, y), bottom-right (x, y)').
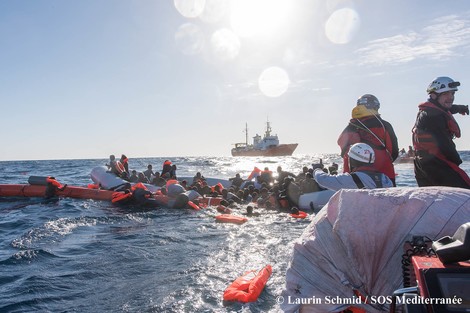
top-left (451, 105), bottom-right (469, 115)
top-left (312, 163), bottom-right (324, 170)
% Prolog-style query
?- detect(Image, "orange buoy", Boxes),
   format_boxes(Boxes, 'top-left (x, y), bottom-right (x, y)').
top-left (215, 214), bottom-right (247, 225)
top-left (223, 265), bottom-right (272, 303)
top-left (290, 211), bottom-right (308, 219)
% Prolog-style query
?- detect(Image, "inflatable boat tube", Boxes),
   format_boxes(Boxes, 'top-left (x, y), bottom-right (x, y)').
top-left (215, 214), bottom-right (248, 225)
top-left (223, 265), bottom-right (272, 303)
top-left (298, 189), bottom-right (336, 211)
top-left (0, 184), bottom-right (115, 201)
top-left (91, 166), bottom-right (130, 190)
top-left (184, 189), bottom-right (201, 201)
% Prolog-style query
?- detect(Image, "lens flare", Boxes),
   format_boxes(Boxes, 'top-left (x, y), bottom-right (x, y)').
top-left (325, 8), bottom-right (360, 44)
top-left (175, 23), bottom-right (205, 55)
top-left (211, 28), bottom-right (240, 61)
top-left (258, 67), bottom-right (290, 98)
top-left (174, 0), bottom-right (206, 18)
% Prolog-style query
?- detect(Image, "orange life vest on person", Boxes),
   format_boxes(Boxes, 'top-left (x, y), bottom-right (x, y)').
top-left (46, 177), bottom-right (63, 188)
top-left (115, 161), bottom-right (125, 175)
top-left (211, 182), bottom-right (224, 193)
top-left (131, 182), bottom-right (148, 192)
top-left (111, 191), bottom-right (133, 204)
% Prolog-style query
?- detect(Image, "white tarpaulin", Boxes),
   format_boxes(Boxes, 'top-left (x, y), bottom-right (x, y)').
top-left (281, 187), bottom-right (470, 312)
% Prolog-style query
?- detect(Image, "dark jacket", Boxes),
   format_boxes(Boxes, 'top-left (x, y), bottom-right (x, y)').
top-left (412, 100), bottom-right (462, 165)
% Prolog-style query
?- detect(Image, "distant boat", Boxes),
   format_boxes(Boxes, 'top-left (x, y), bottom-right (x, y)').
top-left (231, 121), bottom-right (298, 157)
top-left (394, 154), bottom-right (414, 164)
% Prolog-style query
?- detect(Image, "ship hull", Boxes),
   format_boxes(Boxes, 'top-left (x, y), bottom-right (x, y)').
top-left (231, 143), bottom-right (298, 157)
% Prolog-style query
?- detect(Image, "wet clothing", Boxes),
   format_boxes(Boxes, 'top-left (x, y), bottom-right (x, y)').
top-left (229, 176), bottom-right (244, 188)
top-left (120, 157), bottom-right (129, 173)
top-left (161, 164), bottom-right (173, 178)
top-left (223, 191), bottom-right (242, 204)
top-left (143, 168), bottom-right (154, 181)
top-left (276, 170), bottom-right (296, 185)
top-left (258, 170), bottom-right (274, 185)
top-left (314, 168), bottom-right (393, 191)
top-left (338, 105), bottom-right (399, 185)
top-left (151, 176), bottom-right (166, 187)
top-left (412, 100), bottom-right (470, 188)
top-left (108, 160), bottom-right (121, 176)
top-left (129, 173), bottom-right (139, 183)
top-left (300, 177), bottom-right (322, 194)
top-left (279, 180), bottom-right (301, 207)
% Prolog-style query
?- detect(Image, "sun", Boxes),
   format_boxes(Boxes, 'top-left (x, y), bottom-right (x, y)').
top-left (229, 0), bottom-right (292, 38)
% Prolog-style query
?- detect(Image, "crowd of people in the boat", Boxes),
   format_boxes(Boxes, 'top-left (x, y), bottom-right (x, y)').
top-left (106, 155), bottom-right (178, 186)
top-left (104, 153), bottom-right (343, 214)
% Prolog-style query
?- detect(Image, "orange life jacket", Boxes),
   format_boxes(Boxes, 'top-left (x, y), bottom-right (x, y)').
top-left (111, 191), bottom-right (132, 204)
top-left (46, 177), bottom-right (63, 188)
top-left (115, 161), bottom-right (125, 175)
top-left (290, 211), bottom-right (308, 219)
top-left (223, 265), bottom-right (272, 303)
top-left (215, 214), bottom-right (247, 224)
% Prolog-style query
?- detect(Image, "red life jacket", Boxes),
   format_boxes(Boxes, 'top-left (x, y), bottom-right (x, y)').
top-left (412, 101), bottom-right (461, 156)
top-left (339, 116), bottom-right (396, 179)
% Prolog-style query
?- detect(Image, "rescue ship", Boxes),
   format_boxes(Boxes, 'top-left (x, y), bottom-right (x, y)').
top-left (231, 122), bottom-right (298, 157)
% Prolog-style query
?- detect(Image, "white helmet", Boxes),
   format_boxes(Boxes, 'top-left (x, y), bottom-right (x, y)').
top-left (427, 76), bottom-right (460, 94)
top-left (348, 143), bottom-right (375, 164)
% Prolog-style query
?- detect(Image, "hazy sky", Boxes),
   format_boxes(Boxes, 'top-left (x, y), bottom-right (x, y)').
top-left (1, 0), bottom-right (470, 161)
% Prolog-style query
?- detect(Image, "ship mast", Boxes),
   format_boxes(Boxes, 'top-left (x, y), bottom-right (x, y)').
top-left (244, 122), bottom-right (248, 145)
top-left (265, 118), bottom-right (272, 137)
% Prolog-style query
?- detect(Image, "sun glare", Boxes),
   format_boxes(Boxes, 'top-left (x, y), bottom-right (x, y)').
top-left (175, 23), bottom-right (205, 55)
top-left (211, 28), bottom-right (240, 61)
top-left (325, 8), bottom-right (360, 44)
top-left (174, 0), bottom-right (206, 18)
top-left (230, 0), bottom-right (292, 38)
top-left (258, 66), bottom-right (290, 98)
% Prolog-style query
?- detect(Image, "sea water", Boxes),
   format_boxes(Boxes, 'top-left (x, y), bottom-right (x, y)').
top-left (1, 153), bottom-right (470, 312)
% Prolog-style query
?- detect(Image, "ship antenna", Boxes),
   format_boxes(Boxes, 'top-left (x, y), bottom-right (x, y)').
top-left (266, 117), bottom-right (271, 137)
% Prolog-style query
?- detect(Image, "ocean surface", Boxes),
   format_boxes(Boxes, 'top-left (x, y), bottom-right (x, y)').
top-left (1, 153), bottom-right (470, 313)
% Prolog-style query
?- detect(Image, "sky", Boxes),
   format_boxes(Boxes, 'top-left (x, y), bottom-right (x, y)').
top-left (1, 0), bottom-right (470, 161)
